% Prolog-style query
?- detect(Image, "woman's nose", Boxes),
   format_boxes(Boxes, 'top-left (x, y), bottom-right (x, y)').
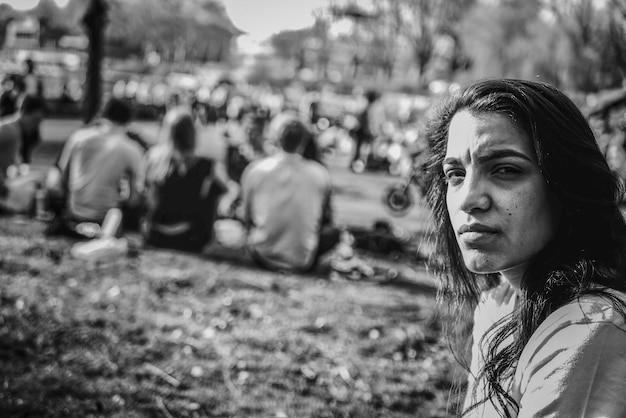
top-left (457, 172), bottom-right (491, 213)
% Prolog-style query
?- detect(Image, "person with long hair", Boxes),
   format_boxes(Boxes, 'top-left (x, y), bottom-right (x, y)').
top-left (424, 79), bottom-right (626, 417)
top-left (143, 106), bottom-right (228, 252)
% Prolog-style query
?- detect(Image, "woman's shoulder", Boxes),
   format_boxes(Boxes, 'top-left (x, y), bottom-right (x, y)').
top-left (515, 291), bottom-right (626, 417)
top-left (547, 290), bottom-right (626, 330)
top-left (522, 290), bottom-right (626, 361)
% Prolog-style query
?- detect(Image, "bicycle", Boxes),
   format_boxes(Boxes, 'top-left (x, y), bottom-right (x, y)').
top-left (382, 153), bottom-right (427, 217)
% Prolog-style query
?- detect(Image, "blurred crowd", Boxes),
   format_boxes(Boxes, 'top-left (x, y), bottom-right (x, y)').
top-left (0, 68), bottom-right (426, 276)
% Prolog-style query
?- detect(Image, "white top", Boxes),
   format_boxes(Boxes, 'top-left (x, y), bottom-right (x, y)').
top-left (464, 282), bottom-right (626, 417)
top-left (240, 152), bottom-right (332, 271)
top-left (58, 121), bottom-right (143, 222)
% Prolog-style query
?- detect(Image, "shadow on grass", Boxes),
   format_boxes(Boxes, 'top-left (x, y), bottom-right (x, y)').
top-left (202, 243), bottom-right (336, 280)
top-left (200, 243), bottom-right (436, 297)
top-left (201, 218), bottom-right (437, 295)
top-left (379, 276), bottom-right (437, 295)
top-left (201, 243), bottom-right (256, 269)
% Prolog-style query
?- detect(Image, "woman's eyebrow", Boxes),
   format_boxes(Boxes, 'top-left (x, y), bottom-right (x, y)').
top-left (476, 149), bottom-right (532, 163)
top-left (443, 149), bottom-right (531, 166)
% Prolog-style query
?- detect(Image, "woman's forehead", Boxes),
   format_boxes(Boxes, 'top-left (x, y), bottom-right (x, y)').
top-left (445, 111), bottom-right (535, 161)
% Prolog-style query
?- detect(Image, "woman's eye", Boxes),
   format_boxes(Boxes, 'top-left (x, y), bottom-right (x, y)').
top-left (493, 165), bottom-right (521, 178)
top-left (444, 169), bottom-right (464, 185)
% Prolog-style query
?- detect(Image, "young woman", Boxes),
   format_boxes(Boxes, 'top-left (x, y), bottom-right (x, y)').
top-left (143, 107), bottom-right (228, 252)
top-left (424, 79), bottom-right (626, 417)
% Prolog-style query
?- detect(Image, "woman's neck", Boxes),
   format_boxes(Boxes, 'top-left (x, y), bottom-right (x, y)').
top-left (499, 263), bottom-right (528, 293)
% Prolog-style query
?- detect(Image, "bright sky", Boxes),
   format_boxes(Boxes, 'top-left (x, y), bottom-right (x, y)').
top-left (0, 0), bottom-right (69, 10)
top-left (225, 0), bottom-right (330, 42)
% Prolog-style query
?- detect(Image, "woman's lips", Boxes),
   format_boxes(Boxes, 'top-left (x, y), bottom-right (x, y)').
top-left (458, 223), bottom-right (499, 246)
top-left (459, 223), bottom-right (498, 234)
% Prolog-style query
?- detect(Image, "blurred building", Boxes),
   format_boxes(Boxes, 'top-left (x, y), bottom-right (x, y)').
top-left (1, 14), bottom-right (85, 102)
top-left (4, 15), bottom-right (40, 49)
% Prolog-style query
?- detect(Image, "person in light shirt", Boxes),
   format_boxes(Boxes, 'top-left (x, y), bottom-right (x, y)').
top-left (424, 79), bottom-right (626, 417)
top-left (48, 97), bottom-right (144, 235)
top-left (240, 118), bottom-right (339, 272)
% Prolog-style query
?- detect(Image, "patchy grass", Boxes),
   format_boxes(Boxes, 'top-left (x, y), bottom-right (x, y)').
top-left (0, 216), bottom-right (465, 417)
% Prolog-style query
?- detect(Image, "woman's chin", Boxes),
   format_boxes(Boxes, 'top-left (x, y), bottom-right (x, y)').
top-left (463, 256), bottom-right (501, 275)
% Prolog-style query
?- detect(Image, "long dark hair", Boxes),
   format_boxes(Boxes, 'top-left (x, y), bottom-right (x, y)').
top-left (147, 107), bottom-right (197, 184)
top-left (424, 79), bottom-right (626, 416)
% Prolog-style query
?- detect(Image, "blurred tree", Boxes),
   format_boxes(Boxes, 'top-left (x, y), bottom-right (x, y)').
top-left (330, 3), bottom-right (379, 79)
top-left (459, 1), bottom-right (544, 80)
top-left (364, 1), bottom-right (401, 80)
top-left (32, 0), bottom-right (236, 62)
top-left (105, 0), bottom-right (182, 59)
top-left (390, 0), bottom-right (475, 86)
top-left (456, 0), bottom-right (626, 91)
top-left (605, 0), bottom-right (626, 84)
top-left (542, 0), bottom-right (625, 91)
top-left (271, 28), bottom-right (312, 69)
top-left (310, 12), bottom-right (332, 80)
top-left (326, 0), bottom-right (474, 87)
top-left (82, 0), bottom-right (108, 124)
top-left (543, 0), bottom-right (601, 90)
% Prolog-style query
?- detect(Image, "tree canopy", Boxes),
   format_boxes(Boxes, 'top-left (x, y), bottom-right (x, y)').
top-left (1, 0), bottom-right (625, 92)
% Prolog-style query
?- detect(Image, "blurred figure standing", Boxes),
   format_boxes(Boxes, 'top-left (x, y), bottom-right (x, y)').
top-left (11, 59), bottom-right (45, 164)
top-left (350, 89), bottom-right (383, 172)
top-left (0, 94), bottom-right (46, 181)
top-left (23, 58), bottom-right (44, 100)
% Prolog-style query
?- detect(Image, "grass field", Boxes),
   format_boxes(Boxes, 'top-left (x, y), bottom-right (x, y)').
top-left (0, 119), bottom-right (465, 417)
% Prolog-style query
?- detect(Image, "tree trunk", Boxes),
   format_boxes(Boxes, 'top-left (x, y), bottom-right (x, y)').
top-left (81, 0), bottom-right (109, 124)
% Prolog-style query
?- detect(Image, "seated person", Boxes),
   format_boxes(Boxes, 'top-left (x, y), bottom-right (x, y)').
top-left (221, 105), bottom-right (269, 186)
top-left (142, 106), bottom-right (230, 252)
top-left (240, 119), bottom-right (340, 272)
top-left (45, 97), bottom-right (144, 236)
top-left (268, 111), bottom-right (325, 165)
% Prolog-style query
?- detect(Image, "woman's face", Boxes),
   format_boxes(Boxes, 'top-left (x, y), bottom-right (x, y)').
top-left (443, 110), bottom-right (560, 287)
